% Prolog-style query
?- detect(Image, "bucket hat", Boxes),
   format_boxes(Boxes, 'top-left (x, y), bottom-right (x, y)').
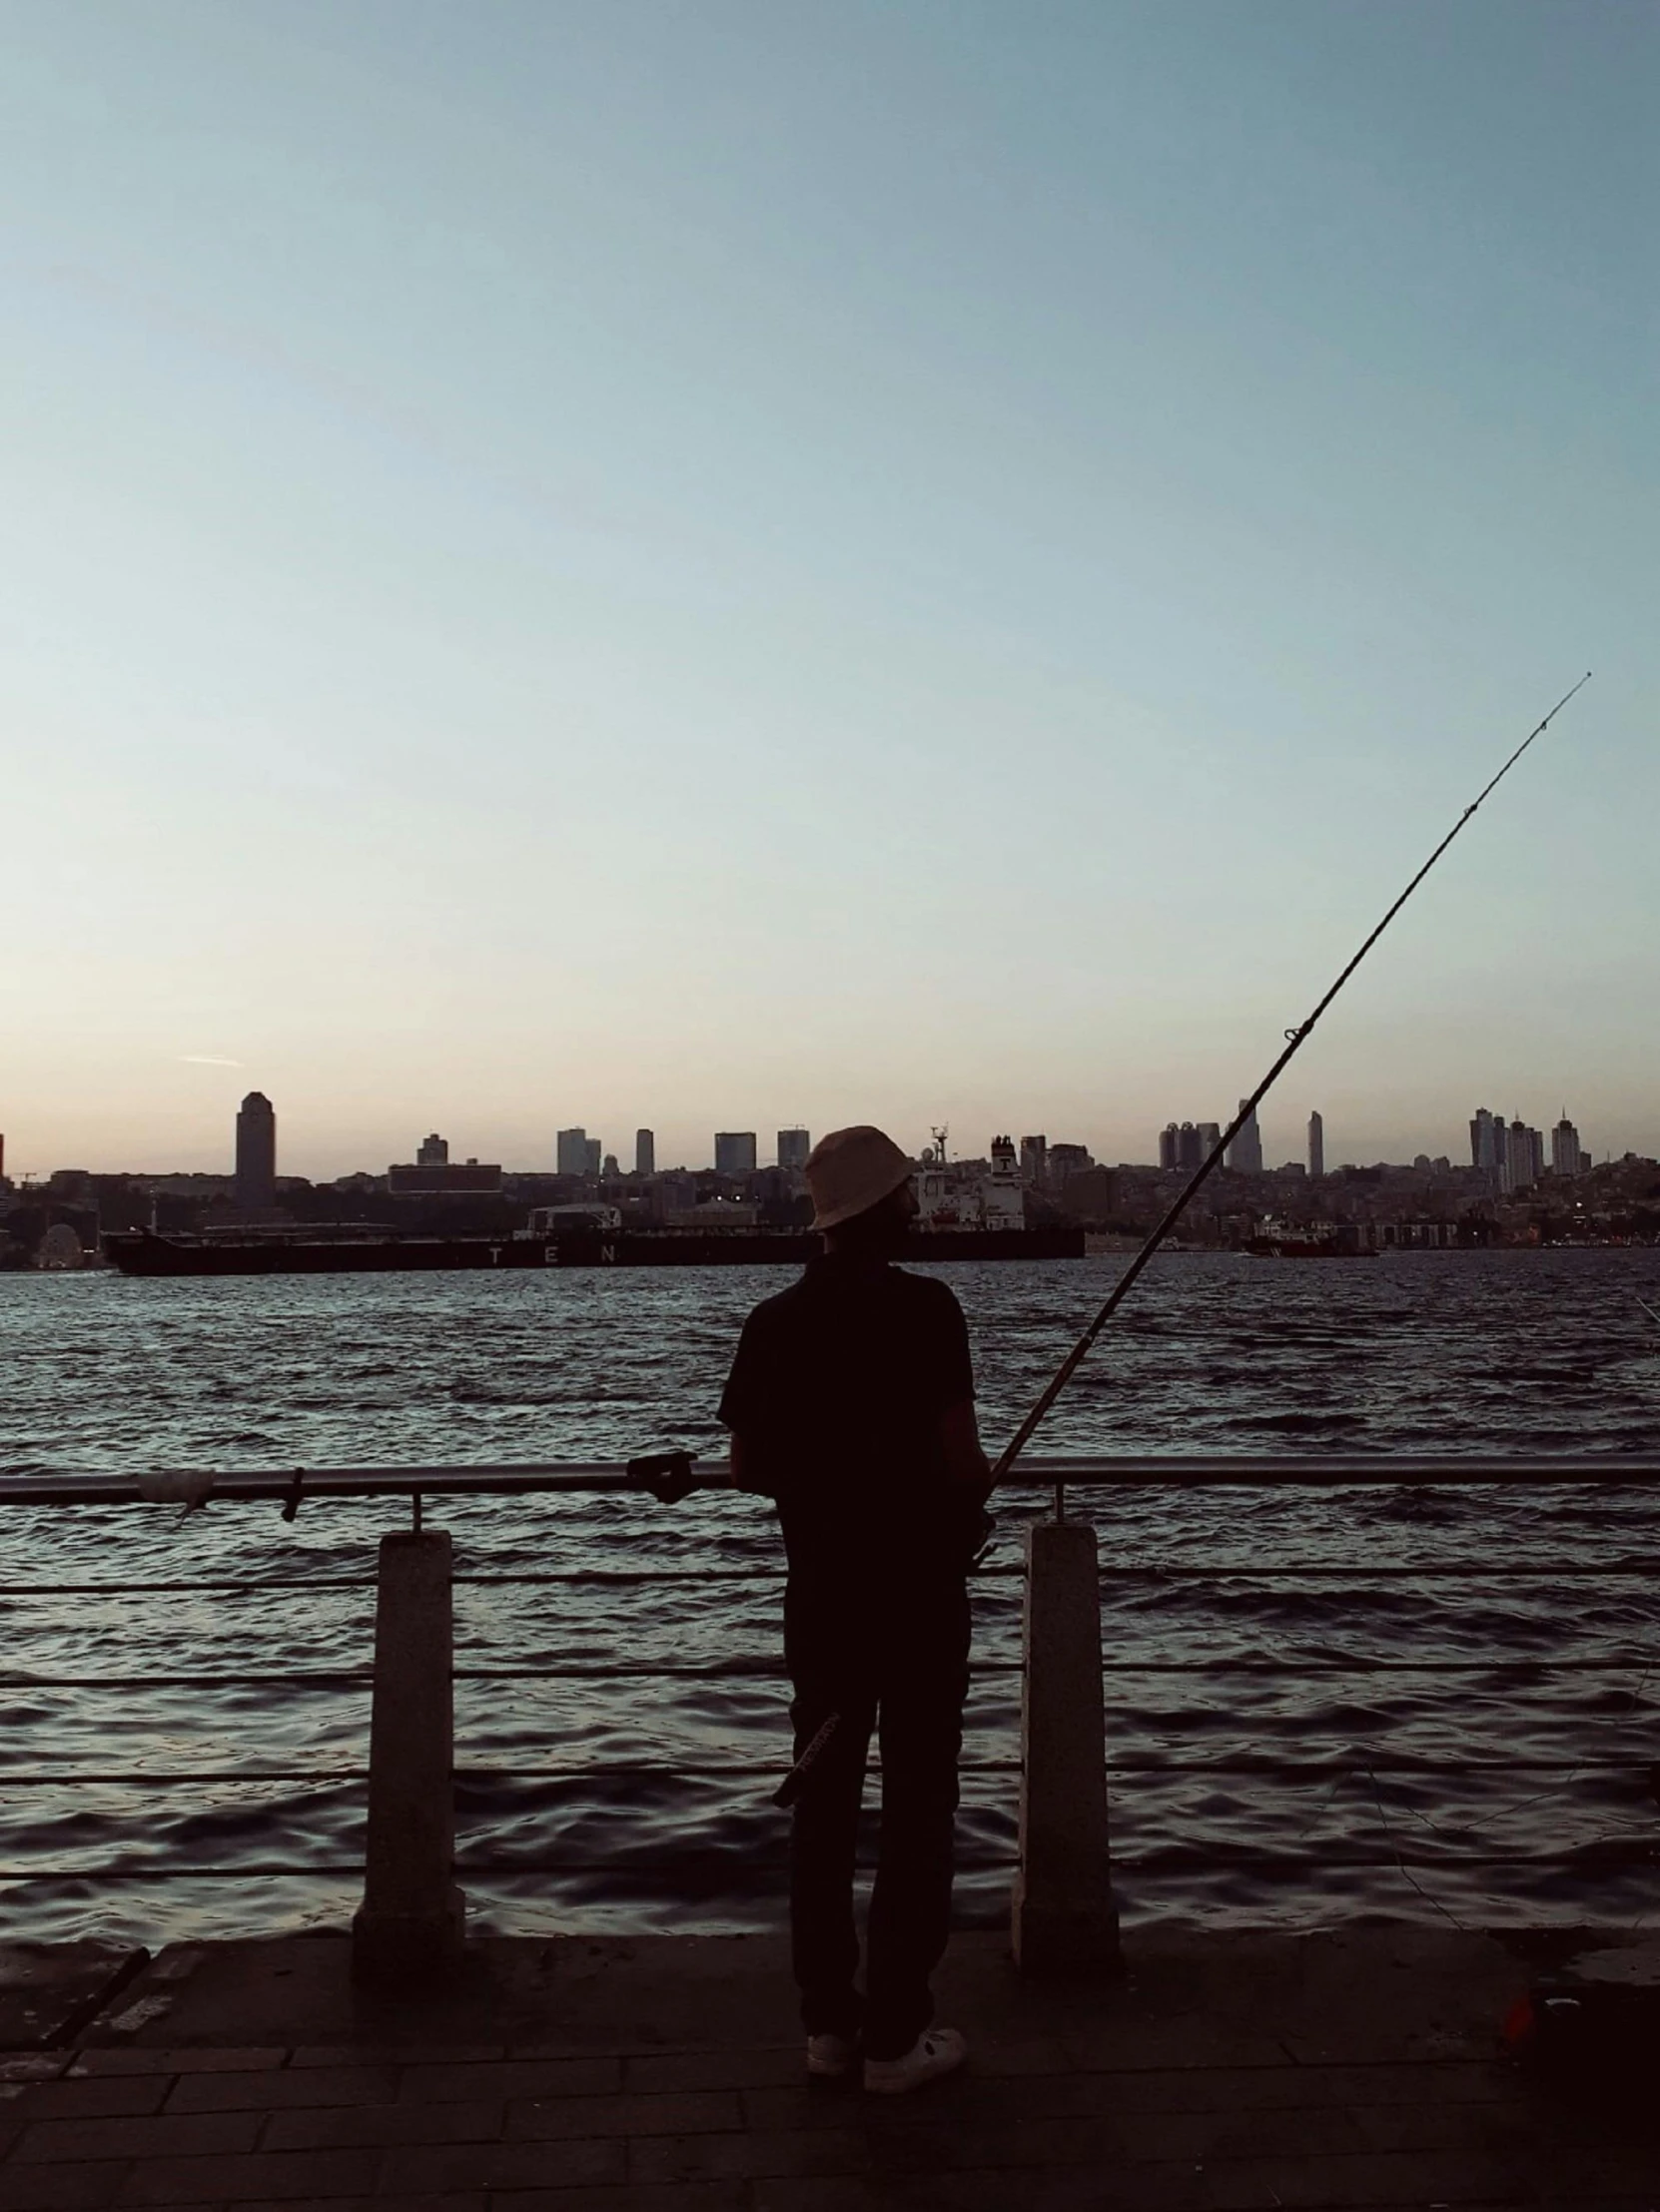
top-left (805, 1125), bottom-right (914, 1231)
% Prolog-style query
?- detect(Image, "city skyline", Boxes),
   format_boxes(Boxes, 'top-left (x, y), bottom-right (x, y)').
top-left (0, 1088), bottom-right (1626, 1187)
top-left (3, 7), bottom-right (1652, 1176)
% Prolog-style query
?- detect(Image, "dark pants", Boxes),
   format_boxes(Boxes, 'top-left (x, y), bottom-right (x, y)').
top-left (784, 1569), bottom-right (971, 2061)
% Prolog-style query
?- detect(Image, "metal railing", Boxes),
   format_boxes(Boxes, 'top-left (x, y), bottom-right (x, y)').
top-left (1, 1453), bottom-right (1656, 1965)
top-left (4, 1449), bottom-right (1658, 1507)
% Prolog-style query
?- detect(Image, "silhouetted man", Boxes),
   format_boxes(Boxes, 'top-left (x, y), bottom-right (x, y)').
top-left (719, 1124), bottom-right (992, 2094)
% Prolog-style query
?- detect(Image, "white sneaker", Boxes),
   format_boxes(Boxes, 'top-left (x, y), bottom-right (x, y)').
top-left (806, 2031), bottom-right (859, 2078)
top-left (863, 2026), bottom-right (967, 2095)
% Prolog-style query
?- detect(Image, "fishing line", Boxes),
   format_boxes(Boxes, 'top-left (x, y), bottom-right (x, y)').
top-left (1364, 1764), bottom-right (1469, 1931)
top-left (993, 672), bottom-right (1594, 1511)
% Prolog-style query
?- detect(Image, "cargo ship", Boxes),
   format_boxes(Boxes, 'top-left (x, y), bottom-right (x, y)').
top-left (103, 1220), bottom-right (1086, 1276)
top-left (1245, 1234), bottom-right (1376, 1259)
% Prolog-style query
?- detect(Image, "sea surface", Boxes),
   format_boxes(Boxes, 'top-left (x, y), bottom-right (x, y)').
top-left (2, 1248), bottom-right (1658, 1948)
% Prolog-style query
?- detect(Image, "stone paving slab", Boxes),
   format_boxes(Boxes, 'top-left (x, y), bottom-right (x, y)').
top-left (0, 1951), bottom-right (148, 2054)
top-left (0, 1928), bottom-right (1654, 2209)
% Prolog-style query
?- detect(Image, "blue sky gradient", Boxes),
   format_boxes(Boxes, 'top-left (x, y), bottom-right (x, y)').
top-left (3, 1), bottom-right (1652, 1176)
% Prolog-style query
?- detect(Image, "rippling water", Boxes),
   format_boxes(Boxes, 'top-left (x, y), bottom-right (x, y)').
top-left (3, 1249), bottom-right (1658, 1946)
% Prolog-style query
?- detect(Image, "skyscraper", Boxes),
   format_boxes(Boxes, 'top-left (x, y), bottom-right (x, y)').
top-left (1195, 1121), bottom-right (1222, 1163)
top-left (1226, 1102), bottom-right (1262, 1174)
top-left (1469, 1108), bottom-right (1500, 1174)
top-left (1492, 1117), bottom-right (1514, 1193)
top-left (1019, 1134), bottom-right (1048, 1185)
top-left (584, 1137), bottom-right (602, 1176)
top-left (635, 1128), bottom-right (655, 1176)
top-left (1307, 1110), bottom-right (1324, 1178)
top-left (1169, 1121), bottom-right (1209, 1171)
top-left (777, 1127), bottom-right (811, 1171)
top-left (556, 1127), bottom-right (588, 1176)
top-left (416, 1132), bottom-right (448, 1166)
top-left (715, 1131), bottom-right (757, 1176)
top-left (1509, 1118), bottom-right (1543, 1189)
top-left (1550, 1113), bottom-right (1581, 1175)
top-left (1159, 1123), bottom-right (1179, 1170)
top-left (235, 1092), bottom-right (276, 1210)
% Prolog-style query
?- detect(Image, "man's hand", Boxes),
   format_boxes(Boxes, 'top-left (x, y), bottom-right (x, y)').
top-left (627, 1450), bottom-right (700, 1504)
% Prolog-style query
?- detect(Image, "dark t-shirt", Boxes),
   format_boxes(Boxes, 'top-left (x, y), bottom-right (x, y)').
top-left (718, 1254), bottom-right (977, 1586)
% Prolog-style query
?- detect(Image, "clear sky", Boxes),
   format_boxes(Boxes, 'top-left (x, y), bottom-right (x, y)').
top-left (2, 0), bottom-right (1653, 1180)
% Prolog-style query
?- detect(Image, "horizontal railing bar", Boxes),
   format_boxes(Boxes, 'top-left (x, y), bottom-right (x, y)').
top-left (1088, 1661), bottom-right (1654, 1676)
top-left (0, 1570), bottom-right (1020, 1595)
top-left (0, 1765), bottom-right (1018, 1786)
top-left (0, 1857), bottom-right (1027, 1880)
top-left (0, 1582), bottom-right (382, 1598)
top-left (7, 1656), bottom-right (1651, 1689)
top-left (0, 1674), bottom-right (374, 1689)
top-left (0, 1573), bottom-right (787, 1596)
top-left (0, 1664), bottom-right (1018, 1687)
top-left (0, 1772), bottom-right (368, 1786)
top-left (3, 1843), bottom-right (1651, 1882)
top-left (0, 1463), bottom-right (638, 1506)
top-left (452, 1661), bottom-right (1022, 1679)
top-left (3, 1452), bottom-right (1655, 1509)
top-left (1097, 1562), bottom-right (1660, 1579)
top-left (1124, 1659), bottom-right (1652, 1673)
top-left (1, 1755), bottom-right (1642, 1787)
top-left (4, 1560), bottom-right (1653, 1599)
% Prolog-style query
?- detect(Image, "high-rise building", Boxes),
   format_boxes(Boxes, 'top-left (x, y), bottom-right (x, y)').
top-left (416, 1132), bottom-right (448, 1167)
top-left (601, 1153), bottom-right (619, 1179)
top-left (1019, 1134), bottom-right (1048, 1186)
top-left (1307, 1110), bottom-right (1324, 1178)
top-left (1470, 1108), bottom-right (1501, 1174)
top-left (1226, 1102), bottom-right (1262, 1174)
top-left (556, 1127), bottom-right (588, 1176)
top-left (584, 1137), bottom-right (602, 1177)
top-left (715, 1131), bottom-right (757, 1176)
top-left (1484, 1115), bottom-right (1543, 1196)
top-left (235, 1092), bottom-right (277, 1210)
top-left (777, 1127), bottom-right (811, 1171)
top-left (1550, 1113), bottom-right (1581, 1175)
top-left (1162, 1120), bottom-right (1213, 1172)
top-left (1509, 1118), bottom-right (1543, 1189)
top-left (635, 1128), bottom-right (655, 1176)
top-left (1493, 1117), bottom-right (1514, 1193)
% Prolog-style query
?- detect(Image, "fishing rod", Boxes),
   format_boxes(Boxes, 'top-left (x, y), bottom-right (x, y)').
top-left (994, 671), bottom-right (1594, 1516)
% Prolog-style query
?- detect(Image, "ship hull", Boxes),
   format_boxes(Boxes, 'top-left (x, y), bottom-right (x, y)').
top-left (103, 1225), bottom-right (1087, 1276)
top-left (1245, 1239), bottom-right (1377, 1259)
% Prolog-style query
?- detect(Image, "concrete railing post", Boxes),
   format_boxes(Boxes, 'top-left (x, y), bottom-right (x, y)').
top-left (353, 1530), bottom-right (465, 1981)
top-left (1012, 1516), bottom-right (1122, 1975)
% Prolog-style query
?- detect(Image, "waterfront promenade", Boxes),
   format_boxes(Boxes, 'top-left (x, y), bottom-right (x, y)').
top-left (5, 1443), bottom-right (1657, 2204)
top-left (3, 1924), bottom-right (1654, 2210)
